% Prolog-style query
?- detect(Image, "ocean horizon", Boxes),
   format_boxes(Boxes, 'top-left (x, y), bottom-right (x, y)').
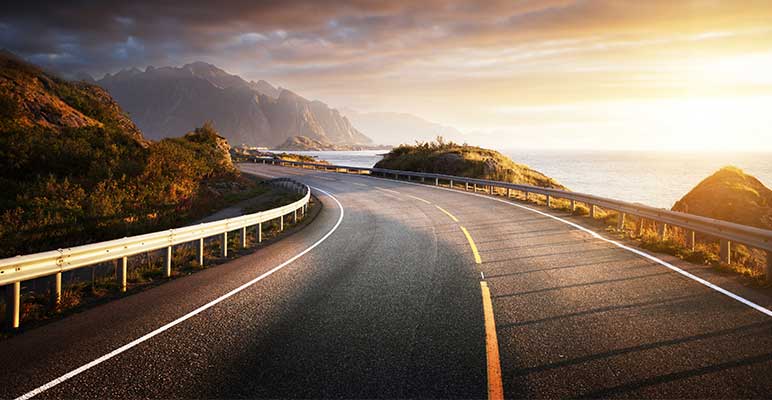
top-left (270, 149), bottom-right (772, 209)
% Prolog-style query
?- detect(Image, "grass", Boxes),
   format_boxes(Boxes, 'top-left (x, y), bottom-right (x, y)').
top-left (0, 191), bottom-right (319, 336)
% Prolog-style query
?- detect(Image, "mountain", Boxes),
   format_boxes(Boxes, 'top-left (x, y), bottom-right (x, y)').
top-left (672, 166), bottom-right (772, 230)
top-left (98, 62), bottom-right (371, 147)
top-left (375, 139), bottom-right (565, 189)
top-left (0, 52), bottom-right (244, 257)
top-left (341, 108), bottom-right (464, 146)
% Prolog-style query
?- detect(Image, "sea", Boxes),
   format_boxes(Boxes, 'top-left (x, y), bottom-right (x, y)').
top-left (270, 149), bottom-right (772, 209)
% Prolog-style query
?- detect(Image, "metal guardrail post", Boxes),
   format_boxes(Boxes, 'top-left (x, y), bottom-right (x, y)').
top-left (257, 223), bottom-right (263, 243)
top-left (435, 177), bottom-right (439, 185)
top-left (570, 199), bottom-right (576, 212)
top-left (507, 188), bottom-right (512, 198)
top-left (165, 246), bottom-right (172, 277)
top-left (280, 215), bottom-right (284, 231)
top-left (687, 231), bottom-right (696, 251)
top-left (720, 240), bottom-right (731, 264)
top-left (294, 209), bottom-right (298, 224)
top-left (590, 204), bottom-right (596, 218)
top-left (617, 213), bottom-right (626, 230)
top-left (4, 282), bottom-right (20, 329)
top-left (197, 238), bottom-right (205, 266)
top-left (52, 272), bottom-right (62, 307)
top-left (119, 256), bottom-right (127, 292)
top-left (657, 223), bottom-right (667, 241)
top-left (546, 195), bottom-right (552, 208)
top-left (222, 232), bottom-right (228, 258)
top-left (241, 227), bottom-right (247, 248)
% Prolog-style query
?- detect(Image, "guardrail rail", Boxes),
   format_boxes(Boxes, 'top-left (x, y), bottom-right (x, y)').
top-left (254, 157), bottom-right (772, 281)
top-left (1, 178), bottom-right (310, 330)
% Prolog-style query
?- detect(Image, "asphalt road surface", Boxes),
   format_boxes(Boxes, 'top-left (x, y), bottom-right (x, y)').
top-left (1, 162), bottom-right (771, 399)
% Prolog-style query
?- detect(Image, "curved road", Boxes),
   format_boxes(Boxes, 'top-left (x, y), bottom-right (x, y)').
top-left (1, 163), bottom-right (772, 399)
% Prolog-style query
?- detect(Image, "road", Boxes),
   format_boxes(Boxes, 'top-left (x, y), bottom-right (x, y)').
top-left (1, 162), bottom-right (772, 399)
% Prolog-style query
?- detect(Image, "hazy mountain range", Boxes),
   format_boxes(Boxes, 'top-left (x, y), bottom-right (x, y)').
top-left (340, 108), bottom-right (464, 146)
top-left (97, 62), bottom-right (370, 147)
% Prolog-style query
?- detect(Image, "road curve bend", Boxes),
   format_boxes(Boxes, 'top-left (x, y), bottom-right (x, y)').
top-left (0, 162), bottom-right (771, 399)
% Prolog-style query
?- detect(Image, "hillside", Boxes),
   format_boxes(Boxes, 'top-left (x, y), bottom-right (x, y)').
top-left (98, 62), bottom-right (371, 147)
top-left (672, 166), bottom-right (772, 230)
top-left (0, 53), bottom-right (249, 257)
top-left (375, 139), bottom-right (565, 189)
top-left (341, 108), bottom-right (464, 146)
top-left (274, 135), bottom-right (392, 151)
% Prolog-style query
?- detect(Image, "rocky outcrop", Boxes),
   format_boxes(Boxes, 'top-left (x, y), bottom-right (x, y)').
top-left (672, 166), bottom-right (772, 230)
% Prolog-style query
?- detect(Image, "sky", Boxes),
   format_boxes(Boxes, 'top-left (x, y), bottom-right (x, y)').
top-left (2, 0), bottom-right (772, 151)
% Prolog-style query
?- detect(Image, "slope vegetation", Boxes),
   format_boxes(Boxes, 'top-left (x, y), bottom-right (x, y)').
top-left (0, 52), bottom-right (252, 257)
top-left (375, 139), bottom-right (565, 189)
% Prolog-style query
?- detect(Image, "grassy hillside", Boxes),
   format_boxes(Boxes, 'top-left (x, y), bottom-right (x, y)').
top-left (0, 52), bottom-right (256, 257)
top-left (374, 138), bottom-right (565, 189)
top-left (672, 166), bottom-right (772, 230)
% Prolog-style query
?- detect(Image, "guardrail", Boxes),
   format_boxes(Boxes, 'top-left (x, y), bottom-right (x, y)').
top-left (255, 157), bottom-right (772, 281)
top-left (1, 178), bottom-right (310, 330)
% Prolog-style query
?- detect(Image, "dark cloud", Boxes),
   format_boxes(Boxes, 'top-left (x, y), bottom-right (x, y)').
top-left (2, 0), bottom-right (771, 82)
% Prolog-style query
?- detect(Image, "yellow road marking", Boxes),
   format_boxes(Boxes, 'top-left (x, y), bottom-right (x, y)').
top-left (374, 186), bottom-right (400, 195)
top-left (405, 194), bottom-right (432, 204)
top-left (480, 281), bottom-right (504, 400)
top-left (435, 205), bottom-right (459, 222)
top-left (460, 226), bottom-right (482, 264)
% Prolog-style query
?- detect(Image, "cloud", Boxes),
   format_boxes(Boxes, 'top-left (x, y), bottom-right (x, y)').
top-left (3, 0), bottom-right (768, 78)
top-left (3, 1), bottom-right (772, 150)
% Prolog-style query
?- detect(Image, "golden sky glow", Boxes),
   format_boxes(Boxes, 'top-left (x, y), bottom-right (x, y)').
top-left (4, 0), bottom-right (772, 150)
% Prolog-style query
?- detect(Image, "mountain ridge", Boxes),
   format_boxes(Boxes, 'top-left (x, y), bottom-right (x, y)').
top-left (98, 62), bottom-right (371, 147)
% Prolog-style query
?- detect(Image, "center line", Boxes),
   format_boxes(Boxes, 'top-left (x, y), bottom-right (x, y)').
top-left (481, 281), bottom-right (504, 400)
top-left (435, 205), bottom-right (459, 222)
top-left (374, 186), bottom-right (400, 195)
top-left (460, 226), bottom-right (482, 264)
top-left (405, 194), bottom-right (432, 204)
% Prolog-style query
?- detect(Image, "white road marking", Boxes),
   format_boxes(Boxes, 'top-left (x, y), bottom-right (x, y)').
top-left (15, 187), bottom-right (345, 400)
